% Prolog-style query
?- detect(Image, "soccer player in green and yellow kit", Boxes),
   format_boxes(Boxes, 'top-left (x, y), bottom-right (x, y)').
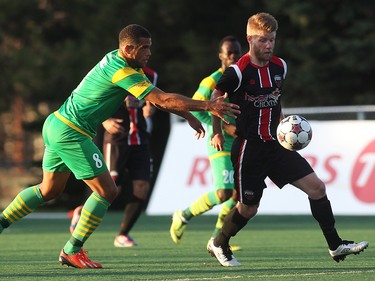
top-left (0, 24), bottom-right (240, 269)
top-left (170, 36), bottom-right (242, 249)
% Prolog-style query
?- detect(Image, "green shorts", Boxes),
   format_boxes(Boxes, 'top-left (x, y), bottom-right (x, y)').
top-left (42, 113), bottom-right (108, 180)
top-left (209, 151), bottom-right (234, 190)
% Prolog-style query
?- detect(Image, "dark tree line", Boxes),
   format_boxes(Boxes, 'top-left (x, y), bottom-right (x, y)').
top-left (0, 0), bottom-right (374, 209)
top-left (1, 0), bottom-right (374, 112)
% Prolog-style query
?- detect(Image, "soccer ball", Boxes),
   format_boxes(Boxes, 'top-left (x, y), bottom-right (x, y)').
top-left (276, 115), bottom-right (312, 151)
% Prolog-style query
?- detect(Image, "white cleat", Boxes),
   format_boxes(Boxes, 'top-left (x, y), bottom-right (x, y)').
top-left (207, 238), bottom-right (214, 251)
top-left (208, 240), bottom-right (241, 267)
top-left (329, 240), bottom-right (369, 262)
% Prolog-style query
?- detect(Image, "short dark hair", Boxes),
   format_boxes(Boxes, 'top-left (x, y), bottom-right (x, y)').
top-left (218, 35), bottom-right (239, 53)
top-left (119, 24), bottom-right (151, 47)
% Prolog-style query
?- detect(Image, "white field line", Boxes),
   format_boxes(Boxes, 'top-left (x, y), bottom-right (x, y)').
top-left (164, 269), bottom-right (375, 280)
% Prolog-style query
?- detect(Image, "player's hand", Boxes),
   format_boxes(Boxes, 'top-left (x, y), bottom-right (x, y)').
top-left (187, 116), bottom-right (205, 140)
top-left (210, 132), bottom-right (225, 151)
top-left (208, 93), bottom-right (240, 124)
top-left (102, 118), bottom-right (125, 135)
top-left (222, 123), bottom-right (237, 138)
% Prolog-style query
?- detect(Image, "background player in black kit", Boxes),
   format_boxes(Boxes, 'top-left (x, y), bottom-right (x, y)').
top-left (103, 67), bottom-right (157, 247)
top-left (208, 12), bottom-right (369, 267)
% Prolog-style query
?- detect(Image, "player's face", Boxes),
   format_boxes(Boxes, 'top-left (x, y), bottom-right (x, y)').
top-left (248, 31), bottom-right (276, 66)
top-left (219, 41), bottom-right (242, 70)
top-left (130, 37), bottom-right (152, 68)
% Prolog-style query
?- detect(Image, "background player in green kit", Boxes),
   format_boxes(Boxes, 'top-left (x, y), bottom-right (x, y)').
top-left (170, 36), bottom-right (242, 250)
top-left (0, 24), bottom-right (240, 269)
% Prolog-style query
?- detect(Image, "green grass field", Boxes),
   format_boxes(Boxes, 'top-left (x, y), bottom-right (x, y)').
top-left (0, 213), bottom-right (374, 280)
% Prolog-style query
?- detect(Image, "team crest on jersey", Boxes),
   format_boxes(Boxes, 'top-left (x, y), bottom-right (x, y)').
top-left (274, 75), bottom-right (282, 88)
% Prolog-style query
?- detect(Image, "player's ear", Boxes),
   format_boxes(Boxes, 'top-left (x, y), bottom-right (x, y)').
top-left (123, 44), bottom-right (134, 55)
top-left (246, 35), bottom-right (252, 43)
top-left (218, 52), bottom-right (224, 61)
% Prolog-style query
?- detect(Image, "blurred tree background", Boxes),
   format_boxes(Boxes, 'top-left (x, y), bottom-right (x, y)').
top-left (0, 0), bottom-right (374, 209)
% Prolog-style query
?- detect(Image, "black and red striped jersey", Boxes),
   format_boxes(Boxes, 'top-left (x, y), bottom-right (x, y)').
top-left (215, 53), bottom-right (287, 141)
top-left (143, 66), bottom-right (158, 86)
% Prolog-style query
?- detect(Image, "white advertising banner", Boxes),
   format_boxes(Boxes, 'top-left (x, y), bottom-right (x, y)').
top-left (146, 120), bottom-right (375, 215)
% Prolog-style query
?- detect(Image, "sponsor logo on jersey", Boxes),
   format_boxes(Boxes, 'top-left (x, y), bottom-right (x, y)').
top-left (244, 88), bottom-right (281, 108)
top-left (244, 190), bottom-right (255, 201)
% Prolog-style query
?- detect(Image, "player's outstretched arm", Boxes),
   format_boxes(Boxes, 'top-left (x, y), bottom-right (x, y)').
top-left (209, 92), bottom-right (239, 124)
top-left (145, 87), bottom-right (240, 124)
top-left (153, 104), bottom-right (206, 139)
top-left (210, 89), bottom-right (226, 151)
top-left (181, 111), bottom-right (205, 140)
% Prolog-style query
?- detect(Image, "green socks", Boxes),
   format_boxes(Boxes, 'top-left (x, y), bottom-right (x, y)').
top-left (64, 192), bottom-right (110, 254)
top-left (0, 185), bottom-right (44, 229)
top-left (182, 191), bottom-right (222, 220)
top-left (211, 198), bottom-right (237, 238)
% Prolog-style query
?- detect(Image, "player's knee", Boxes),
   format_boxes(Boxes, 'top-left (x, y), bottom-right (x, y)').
top-left (39, 182), bottom-right (65, 201)
top-left (237, 202), bottom-right (258, 219)
top-left (307, 179), bottom-right (326, 200)
top-left (216, 189), bottom-right (233, 202)
top-left (40, 188), bottom-right (63, 201)
top-left (102, 185), bottom-right (119, 203)
top-left (133, 181), bottom-right (150, 200)
top-left (231, 189), bottom-right (238, 200)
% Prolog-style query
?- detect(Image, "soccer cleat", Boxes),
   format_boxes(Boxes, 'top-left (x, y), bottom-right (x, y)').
top-left (207, 238), bottom-right (214, 251)
top-left (114, 234), bottom-right (138, 247)
top-left (170, 210), bottom-right (188, 244)
top-left (59, 249), bottom-right (102, 268)
top-left (229, 245), bottom-right (242, 252)
top-left (207, 237), bottom-right (241, 252)
top-left (208, 239), bottom-right (241, 267)
top-left (69, 205), bottom-right (83, 234)
top-left (329, 240), bottom-right (369, 262)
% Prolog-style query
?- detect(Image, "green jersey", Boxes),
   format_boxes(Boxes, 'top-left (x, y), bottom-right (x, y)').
top-left (191, 68), bottom-right (236, 155)
top-left (56, 49), bottom-right (155, 138)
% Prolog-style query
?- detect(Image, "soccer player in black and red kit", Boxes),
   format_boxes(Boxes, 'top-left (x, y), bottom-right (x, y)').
top-left (208, 12), bottom-right (369, 267)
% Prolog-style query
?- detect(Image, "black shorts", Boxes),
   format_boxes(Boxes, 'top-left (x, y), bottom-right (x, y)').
top-left (103, 142), bottom-right (151, 185)
top-left (231, 137), bottom-right (314, 205)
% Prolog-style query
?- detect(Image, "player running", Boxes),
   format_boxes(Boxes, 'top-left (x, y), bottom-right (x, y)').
top-left (0, 24), bottom-right (240, 269)
top-left (170, 36), bottom-right (242, 250)
top-left (208, 12), bottom-right (368, 267)
top-left (70, 67), bottom-right (158, 248)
